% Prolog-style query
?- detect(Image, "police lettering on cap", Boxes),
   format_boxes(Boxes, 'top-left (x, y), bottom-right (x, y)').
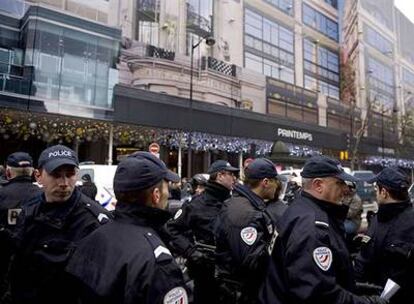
top-left (114, 151), bottom-right (180, 193)
top-left (245, 158), bottom-right (278, 179)
top-left (7, 152), bottom-right (33, 168)
top-left (38, 145), bottom-right (79, 173)
top-left (367, 167), bottom-right (410, 191)
top-left (301, 155), bottom-right (358, 183)
top-left (207, 160), bottom-right (239, 174)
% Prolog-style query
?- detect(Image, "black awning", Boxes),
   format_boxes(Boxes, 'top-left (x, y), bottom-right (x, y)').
top-left (113, 85), bottom-right (348, 150)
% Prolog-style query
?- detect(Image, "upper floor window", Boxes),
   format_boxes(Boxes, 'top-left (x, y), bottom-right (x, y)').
top-left (403, 68), bottom-right (414, 87)
top-left (324, 0), bottom-right (337, 9)
top-left (303, 4), bottom-right (338, 41)
top-left (186, 0), bottom-right (213, 34)
top-left (136, 0), bottom-right (160, 44)
top-left (364, 24), bottom-right (393, 56)
top-left (263, 0), bottom-right (294, 16)
top-left (244, 8), bottom-right (295, 84)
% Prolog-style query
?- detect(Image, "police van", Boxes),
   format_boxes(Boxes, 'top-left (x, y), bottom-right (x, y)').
top-left (78, 163), bottom-right (117, 210)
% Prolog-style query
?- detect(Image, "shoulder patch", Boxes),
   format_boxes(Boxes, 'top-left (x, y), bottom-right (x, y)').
top-left (163, 286), bottom-right (188, 304)
top-left (174, 209), bottom-right (183, 220)
top-left (313, 247), bottom-right (333, 271)
top-left (154, 245), bottom-right (172, 259)
top-left (315, 221), bottom-right (329, 228)
top-left (240, 227), bottom-right (258, 245)
top-left (84, 201), bottom-right (112, 224)
top-left (8, 208), bottom-right (22, 225)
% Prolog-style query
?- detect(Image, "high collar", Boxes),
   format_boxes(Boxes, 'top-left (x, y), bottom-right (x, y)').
top-left (302, 191), bottom-right (349, 221)
top-left (377, 200), bottom-right (412, 222)
top-left (33, 188), bottom-right (81, 224)
top-left (205, 181), bottom-right (231, 201)
top-left (114, 202), bottom-right (172, 230)
top-left (7, 175), bottom-right (33, 184)
top-left (234, 183), bottom-right (266, 210)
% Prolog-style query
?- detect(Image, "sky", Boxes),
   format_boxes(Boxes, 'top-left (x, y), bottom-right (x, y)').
top-left (395, 0), bottom-right (414, 23)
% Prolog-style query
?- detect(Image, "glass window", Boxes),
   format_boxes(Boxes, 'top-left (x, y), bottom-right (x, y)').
top-left (364, 24), bottom-right (393, 55)
top-left (303, 38), bottom-right (339, 99)
top-left (403, 68), bottom-right (414, 87)
top-left (244, 8), bottom-right (294, 82)
top-left (187, 0), bottom-right (213, 33)
top-left (263, 0), bottom-right (294, 16)
top-left (303, 4), bottom-right (338, 41)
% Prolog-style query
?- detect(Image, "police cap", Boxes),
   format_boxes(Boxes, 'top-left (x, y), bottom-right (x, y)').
top-left (367, 167), bottom-right (410, 191)
top-left (38, 145), bottom-right (79, 173)
top-left (245, 158), bottom-right (279, 179)
top-left (207, 160), bottom-right (239, 174)
top-left (7, 152), bottom-right (33, 168)
top-left (301, 155), bottom-right (358, 182)
top-left (114, 152), bottom-right (180, 192)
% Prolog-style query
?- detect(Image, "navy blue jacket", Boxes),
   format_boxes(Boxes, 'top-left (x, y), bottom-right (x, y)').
top-left (66, 202), bottom-right (188, 304)
top-left (10, 188), bottom-right (110, 304)
top-left (259, 191), bottom-right (371, 304)
top-left (215, 184), bottom-right (285, 300)
top-left (354, 201), bottom-right (414, 304)
top-left (166, 181), bottom-right (231, 256)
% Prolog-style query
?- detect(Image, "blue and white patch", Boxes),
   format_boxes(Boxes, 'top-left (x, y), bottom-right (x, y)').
top-left (313, 247), bottom-right (332, 271)
top-left (240, 227), bottom-right (258, 245)
top-left (163, 286), bottom-right (188, 304)
top-left (174, 209), bottom-right (183, 220)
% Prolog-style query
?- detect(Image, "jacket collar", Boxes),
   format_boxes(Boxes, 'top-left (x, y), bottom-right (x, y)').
top-left (205, 181), bottom-right (231, 202)
top-left (114, 202), bottom-right (172, 230)
top-left (234, 183), bottom-right (266, 210)
top-left (377, 200), bottom-right (412, 222)
top-left (302, 191), bottom-right (349, 221)
top-left (6, 175), bottom-right (33, 184)
top-left (30, 188), bottom-right (81, 228)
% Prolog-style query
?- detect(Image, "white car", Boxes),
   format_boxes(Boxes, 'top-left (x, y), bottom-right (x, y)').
top-left (78, 164), bottom-right (117, 211)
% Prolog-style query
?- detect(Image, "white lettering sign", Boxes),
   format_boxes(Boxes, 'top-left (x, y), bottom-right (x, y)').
top-left (48, 150), bottom-right (72, 158)
top-left (277, 128), bottom-right (313, 142)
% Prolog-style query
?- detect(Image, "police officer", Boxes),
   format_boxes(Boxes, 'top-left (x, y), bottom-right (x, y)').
top-left (166, 160), bottom-right (239, 304)
top-left (215, 158), bottom-right (287, 303)
top-left (79, 174), bottom-right (98, 200)
top-left (9, 145), bottom-right (110, 304)
top-left (259, 155), bottom-right (388, 304)
top-left (0, 152), bottom-right (42, 301)
top-left (66, 152), bottom-right (188, 304)
top-left (354, 167), bottom-right (414, 303)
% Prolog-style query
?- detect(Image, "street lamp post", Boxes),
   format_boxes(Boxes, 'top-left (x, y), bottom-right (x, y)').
top-left (187, 35), bottom-right (215, 177)
top-left (381, 102), bottom-right (385, 160)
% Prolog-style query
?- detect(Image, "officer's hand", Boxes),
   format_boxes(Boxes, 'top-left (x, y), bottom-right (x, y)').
top-left (355, 282), bottom-right (383, 296)
top-left (189, 249), bottom-right (205, 262)
top-left (363, 295), bottom-right (389, 304)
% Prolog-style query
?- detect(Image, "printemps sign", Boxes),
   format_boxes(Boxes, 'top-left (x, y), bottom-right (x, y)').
top-left (277, 128), bottom-right (313, 142)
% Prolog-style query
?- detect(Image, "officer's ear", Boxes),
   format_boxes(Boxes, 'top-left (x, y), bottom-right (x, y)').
top-left (312, 178), bottom-right (324, 193)
top-left (34, 169), bottom-right (43, 185)
top-left (150, 186), bottom-right (161, 208)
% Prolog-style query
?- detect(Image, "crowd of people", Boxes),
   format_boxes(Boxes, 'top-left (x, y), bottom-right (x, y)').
top-left (0, 144), bottom-right (413, 304)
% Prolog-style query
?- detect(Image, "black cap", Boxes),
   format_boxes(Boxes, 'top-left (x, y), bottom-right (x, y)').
top-left (38, 145), bottom-right (79, 173)
top-left (207, 160), bottom-right (239, 174)
top-left (367, 167), bottom-right (410, 191)
top-left (301, 155), bottom-right (358, 182)
top-left (245, 158), bottom-right (278, 179)
top-left (114, 151), bottom-right (180, 192)
top-left (7, 152), bottom-right (33, 168)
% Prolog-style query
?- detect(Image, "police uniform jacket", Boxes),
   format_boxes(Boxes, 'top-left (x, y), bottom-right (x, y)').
top-left (354, 201), bottom-right (414, 304)
top-left (259, 191), bottom-right (371, 304)
top-left (10, 188), bottom-right (110, 304)
top-left (66, 202), bottom-right (188, 304)
top-left (166, 181), bottom-right (231, 256)
top-left (215, 184), bottom-right (284, 300)
top-left (0, 176), bottom-right (42, 277)
top-left (0, 176), bottom-right (42, 230)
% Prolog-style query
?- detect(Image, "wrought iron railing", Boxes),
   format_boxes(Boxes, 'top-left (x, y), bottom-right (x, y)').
top-left (201, 57), bottom-right (236, 77)
top-left (146, 45), bottom-right (175, 61)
